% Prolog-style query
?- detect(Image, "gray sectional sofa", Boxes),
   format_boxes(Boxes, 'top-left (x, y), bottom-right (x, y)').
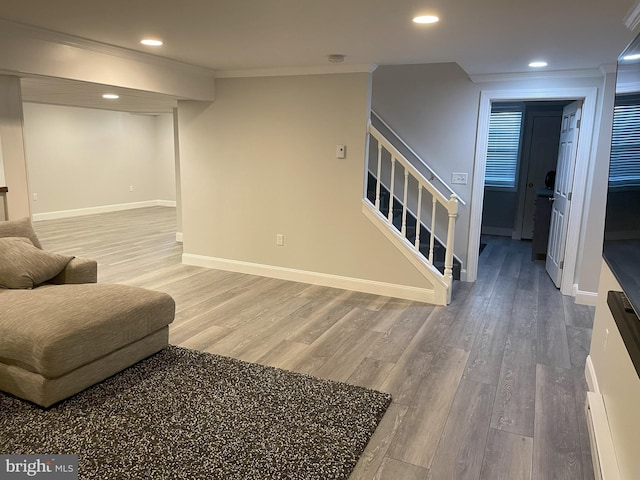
top-left (0, 217), bottom-right (175, 407)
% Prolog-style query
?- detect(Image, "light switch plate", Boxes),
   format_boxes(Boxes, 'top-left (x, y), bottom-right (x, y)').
top-left (451, 172), bottom-right (468, 185)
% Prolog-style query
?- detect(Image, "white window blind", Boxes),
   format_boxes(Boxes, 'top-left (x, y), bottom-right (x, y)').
top-left (610, 99), bottom-right (640, 188)
top-left (485, 109), bottom-right (523, 188)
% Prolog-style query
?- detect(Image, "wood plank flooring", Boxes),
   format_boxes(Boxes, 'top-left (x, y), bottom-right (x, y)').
top-left (33, 206), bottom-right (595, 479)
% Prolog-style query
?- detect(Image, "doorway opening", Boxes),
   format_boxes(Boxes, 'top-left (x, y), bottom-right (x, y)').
top-left (481, 101), bottom-right (570, 240)
top-left (467, 87), bottom-right (599, 297)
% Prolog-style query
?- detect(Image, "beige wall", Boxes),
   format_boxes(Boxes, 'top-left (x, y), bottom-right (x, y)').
top-left (23, 103), bottom-right (175, 215)
top-left (178, 73), bottom-right (432, 290)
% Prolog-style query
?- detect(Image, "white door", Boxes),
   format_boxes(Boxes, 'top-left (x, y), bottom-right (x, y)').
top-left (546, 101), bottom-right (582, 287)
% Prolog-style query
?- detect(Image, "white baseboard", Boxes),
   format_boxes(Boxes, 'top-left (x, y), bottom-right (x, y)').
top-left (459, 268), bottom-right (468, 282)
top-left (586, 391), bottom-right (622, 480)
top-left (33, 200), bottom-right (176, 221)
top-left (585, 355), bottom-right (600, 394)
top-left (182, 253), bottom-right (441, 304)
top-left (574, 284), bottom-right (598, 306)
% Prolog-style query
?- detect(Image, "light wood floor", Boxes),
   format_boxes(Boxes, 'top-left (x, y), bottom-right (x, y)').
top-left (34, 206), bottom-right (595, 480)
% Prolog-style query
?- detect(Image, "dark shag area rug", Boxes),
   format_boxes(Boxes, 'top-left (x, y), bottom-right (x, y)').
top-left (0, 346), bottom-right (391, 479)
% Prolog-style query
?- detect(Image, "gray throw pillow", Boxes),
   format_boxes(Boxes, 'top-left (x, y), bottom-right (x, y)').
top-left (0, 237), bottom-right (74, 289)
top-left (0, 217), bottom-right (43, 249)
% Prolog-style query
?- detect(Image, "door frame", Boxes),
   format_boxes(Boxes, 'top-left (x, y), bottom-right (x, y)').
top-left (467, 87), bottom-right (598, 296)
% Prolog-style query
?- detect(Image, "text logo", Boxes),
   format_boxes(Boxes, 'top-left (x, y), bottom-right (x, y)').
top-left (0, 455), bottom-right (77, 479)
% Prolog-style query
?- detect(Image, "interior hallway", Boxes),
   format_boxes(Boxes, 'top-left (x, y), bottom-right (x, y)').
top-left (34, 207), bottom-right (595, 479)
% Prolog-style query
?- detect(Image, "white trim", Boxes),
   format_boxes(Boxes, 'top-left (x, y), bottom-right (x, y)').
top-left (585, 355), bottom-right (600, 394)
top-left (470, 69), bottom-right (604, 84)
top-left (468, 87), bottom-right (599, 298)
top-left (459, 268), bottom-right (468, 282)
top-left (586, 391), bottom-right (622, 480)
top-left (573, 285), bottom-right (598, 306)
top-left (32, 199), bottom-right (176, 221)
top-left (599, 64), bottom-right (617, 76)
top-left (182, 252), bottom-right (440, 304)
top-left (624, 0), bottom-right (640, 31)
top-left (215, 64), bottom-right (377, 78)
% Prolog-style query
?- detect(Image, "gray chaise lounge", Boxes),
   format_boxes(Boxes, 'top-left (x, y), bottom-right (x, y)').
top-left (0, 218), bottom-right (175, 407)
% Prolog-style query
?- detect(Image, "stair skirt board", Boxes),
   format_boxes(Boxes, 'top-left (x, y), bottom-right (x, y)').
top-left (362, 200), bottom-right (450, 287)
top-left (182, 253), bottom-right (441, 305)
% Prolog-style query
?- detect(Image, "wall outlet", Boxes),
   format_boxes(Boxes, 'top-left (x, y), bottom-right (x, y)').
top-left (276, 234), bottom-right (284, 246)
top-left (32, 193), bottom-right (38, 201)
top-left (129, 185), bottom-right (134, 192)
top-left (336, 145), bottom-right (346, 159)
top-left (451, 172), bottom-right (468, 185)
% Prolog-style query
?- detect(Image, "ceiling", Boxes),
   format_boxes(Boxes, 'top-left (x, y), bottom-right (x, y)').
top-left (1, 0), bottom-right (639, 112)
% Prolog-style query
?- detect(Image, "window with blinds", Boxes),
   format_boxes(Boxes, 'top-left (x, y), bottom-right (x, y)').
top-left (485, 107), bottom-right (524, 188)
top-left (610, 95), bottom-right (640, 188)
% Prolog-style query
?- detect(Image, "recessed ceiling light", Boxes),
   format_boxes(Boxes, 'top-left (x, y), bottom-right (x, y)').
top-left (528, 61), bottom-right (548, 68)
top-left (102, 94), bottom-right (119, 100)
top-left (141, 39), bottom-right (163, 46)
top-left (413, 15), bottom-right (439, 24)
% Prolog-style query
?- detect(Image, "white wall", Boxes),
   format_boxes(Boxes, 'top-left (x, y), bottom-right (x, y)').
top-left (23, 103), bottom-right (175, 216)
top-left (178, 73), bottom-right (434, 294)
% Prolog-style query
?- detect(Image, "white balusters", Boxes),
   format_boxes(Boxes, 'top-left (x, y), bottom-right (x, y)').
top-left (388, 157), bottom-right (396, 224)
top-left (415, 185), bottom-right (423, 251)
top-left (375, 144), bottom-right (382, 210)
top-left (429, 195), bottom-right (437, 265)
top-left (401, 170), bottom-right (409, 236)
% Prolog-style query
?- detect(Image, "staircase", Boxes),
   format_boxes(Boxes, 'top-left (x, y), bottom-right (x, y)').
top-left (366, 172), bottom-right (461, 280)
top-left (363, 114), bottom-right (463, 305)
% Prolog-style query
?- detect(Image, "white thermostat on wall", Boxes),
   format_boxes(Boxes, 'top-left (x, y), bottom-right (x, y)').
top-left (336, 145), bottom-right (346, 159)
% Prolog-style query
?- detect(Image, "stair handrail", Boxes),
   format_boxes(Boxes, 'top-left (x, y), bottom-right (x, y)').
top-left (371, 110), bottom-right (466, 206)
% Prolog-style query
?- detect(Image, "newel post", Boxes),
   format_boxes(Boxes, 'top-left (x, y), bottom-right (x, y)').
top-left (443, 194), bottom-right (459, 303)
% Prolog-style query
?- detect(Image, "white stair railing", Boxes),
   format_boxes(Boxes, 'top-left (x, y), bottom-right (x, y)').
top-left (365, 123), bottom-right (460, 304)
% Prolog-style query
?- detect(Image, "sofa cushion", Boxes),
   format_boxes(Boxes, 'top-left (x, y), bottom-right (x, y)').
top-left (0, 217), bottom-right (42, 249)
top-left (0, 238), bottom-right (74, 289)
top-left (0, 283), bottom-right (175, 378)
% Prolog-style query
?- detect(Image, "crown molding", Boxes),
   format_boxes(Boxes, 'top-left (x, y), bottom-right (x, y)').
top-left (624, 0), bottom-right (640, 31)
top-left (0, 18), bottom-right (217, 77)
top-left (469, 68), bottom-right (605, 83)
top-left (599, 63), bottom-right (618, 75)
top-left (215, 63), bottom-right (377, 78)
